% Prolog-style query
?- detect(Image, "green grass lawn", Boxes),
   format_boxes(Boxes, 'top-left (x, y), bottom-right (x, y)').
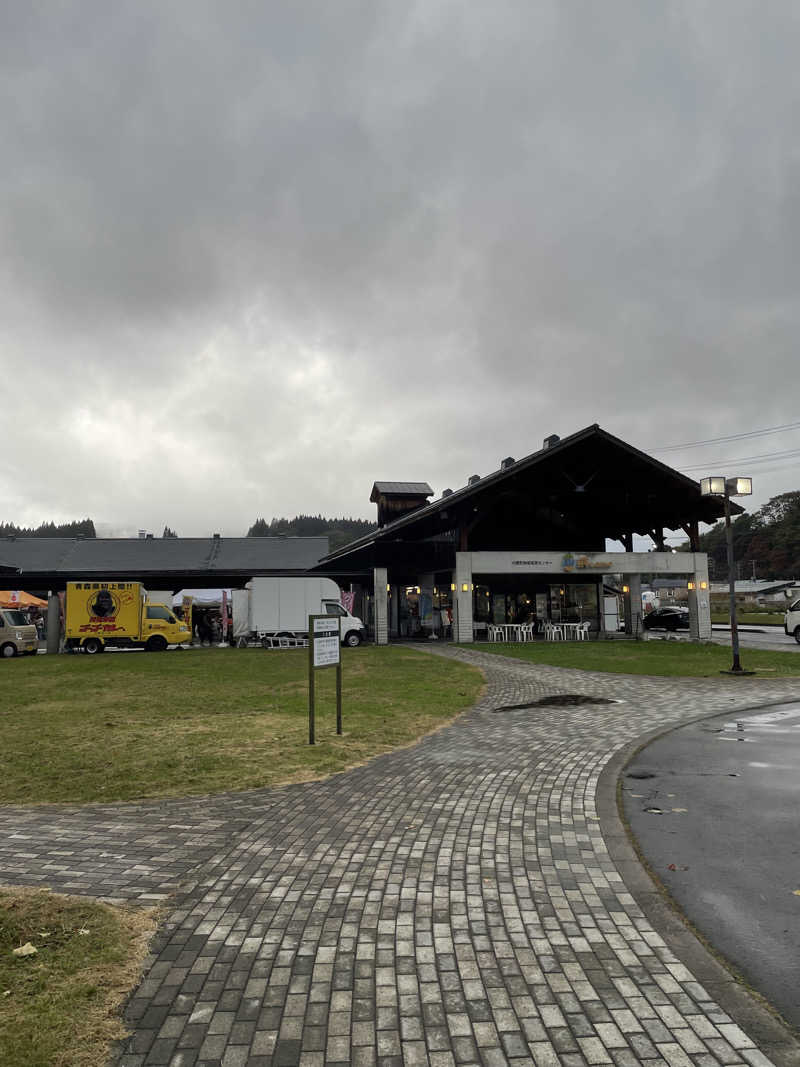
top-left (470, 639), bottom-right (800, 677)
top-left (0, 646), bottom-right (483, 805)
top-left (0, 887), bottom-right (157, 1067)
top-left (710, 611), bottom-right (786, 626)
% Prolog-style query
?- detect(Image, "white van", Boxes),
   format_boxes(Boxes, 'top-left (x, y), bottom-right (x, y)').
top-left (784, 599), bottom-right (800, 644)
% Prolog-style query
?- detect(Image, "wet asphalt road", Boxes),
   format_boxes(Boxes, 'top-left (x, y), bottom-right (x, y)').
top-left (663, 624), bottom-right (800, 653)
top-left (623, 701), bottom-right (800, 1031)
top-left (708, 626), bottom-right (800, 653)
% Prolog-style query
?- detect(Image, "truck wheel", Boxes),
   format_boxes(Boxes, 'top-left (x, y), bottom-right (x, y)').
top-left (344, 631), bottom-right (362, 647)
top-left (1, 643), bottom-right (17, 659)
top-left (145, 635), bottom-right (168, 652)
top-left (794, 627), bottom-right (800, 645)
top-left (83, 638), bottom-right (104, 654)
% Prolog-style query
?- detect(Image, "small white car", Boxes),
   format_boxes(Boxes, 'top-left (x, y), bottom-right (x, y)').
top-left (784, 599), bottom-right (800, 644)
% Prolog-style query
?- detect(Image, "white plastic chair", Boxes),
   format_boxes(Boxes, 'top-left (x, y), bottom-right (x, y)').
top-left (577, 622), bottom-right (590, 641)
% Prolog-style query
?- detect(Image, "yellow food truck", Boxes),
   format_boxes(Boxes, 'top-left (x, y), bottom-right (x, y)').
top-left (65, 582), bottom-right (189, 654)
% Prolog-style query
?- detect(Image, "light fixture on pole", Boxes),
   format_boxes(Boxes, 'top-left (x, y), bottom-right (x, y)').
top-left (700, 476), bottom-right (753, 674)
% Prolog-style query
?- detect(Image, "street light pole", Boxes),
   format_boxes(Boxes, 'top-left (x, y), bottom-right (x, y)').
top-left (700, 475), bottom-right (753, 676)
top-left (723, 487), bottom-right (743, 673)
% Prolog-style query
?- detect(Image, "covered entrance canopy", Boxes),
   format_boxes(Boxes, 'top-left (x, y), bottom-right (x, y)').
top-left (315, 424), bottom-right (730, 642)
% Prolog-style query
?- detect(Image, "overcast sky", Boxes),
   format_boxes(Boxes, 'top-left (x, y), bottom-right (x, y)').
top-left (3, 1), bottom-right (799, 540)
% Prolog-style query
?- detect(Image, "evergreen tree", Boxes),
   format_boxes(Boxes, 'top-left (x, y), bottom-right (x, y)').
top-left (247, 518), bottom-right (271, 536)
top-left (0, 518), bottom-right (96, 538)
top-left (247, 515), bottom-right (376, 550)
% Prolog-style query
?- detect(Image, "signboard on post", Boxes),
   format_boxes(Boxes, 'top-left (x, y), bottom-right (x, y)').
top-left (308, 614), bottom-right (342, 744)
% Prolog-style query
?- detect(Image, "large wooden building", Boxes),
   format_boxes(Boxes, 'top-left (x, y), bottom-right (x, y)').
top-left (316, 424), bottom-right (730, 642)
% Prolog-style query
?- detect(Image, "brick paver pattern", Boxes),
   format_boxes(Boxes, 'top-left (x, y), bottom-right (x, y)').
top-left (1, 647), bottom-right (797, 1067)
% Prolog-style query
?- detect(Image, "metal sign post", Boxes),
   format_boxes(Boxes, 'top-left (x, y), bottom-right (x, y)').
top-left (308, 614), bottom-right (342, 745)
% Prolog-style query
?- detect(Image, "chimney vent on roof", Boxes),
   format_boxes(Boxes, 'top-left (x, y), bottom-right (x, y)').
top-left (213, 533), bottom-right (220, 540)
top-left (146, 533), bottom-right (154, 540)
top-left (542, 434), bottom-right (560, 450)
top-left (501, 456), bottom-right (515, 470)
top-left (370, 482), bottom-right (433, 526)
top-left (442, 488), bottom-right (453, 498)
top-left (468, 474), bottom-right (480, 486)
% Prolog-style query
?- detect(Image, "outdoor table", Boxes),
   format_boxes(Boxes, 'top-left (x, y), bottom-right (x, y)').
top-left (492, 623), bottom-right (525, 642)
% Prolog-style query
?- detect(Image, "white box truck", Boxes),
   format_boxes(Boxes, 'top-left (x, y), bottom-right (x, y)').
top-left (232, 578), bottom-right (366, 647)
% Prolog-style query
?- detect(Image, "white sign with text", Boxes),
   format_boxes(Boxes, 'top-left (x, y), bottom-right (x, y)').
top-left (312, 616), bottom-right (340, 668)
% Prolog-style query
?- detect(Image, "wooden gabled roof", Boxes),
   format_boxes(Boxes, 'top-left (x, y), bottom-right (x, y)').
top-left (318, 424), bottom-right (733, 572)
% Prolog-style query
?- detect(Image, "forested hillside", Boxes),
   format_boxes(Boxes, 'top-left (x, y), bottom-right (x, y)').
top-left (247, 515), bottom-right (376, 551)
top-left (691, 491), bottom-right (800, 580)
top-left (0, 518), bottom-right (96, 538)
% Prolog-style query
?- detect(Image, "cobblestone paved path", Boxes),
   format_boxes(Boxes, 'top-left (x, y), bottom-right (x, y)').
top-left (1, 647), bottom-right (799, 1067)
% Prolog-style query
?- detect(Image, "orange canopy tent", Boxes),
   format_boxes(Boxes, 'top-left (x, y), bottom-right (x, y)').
top-left (0, 591), bottom-right (48, 609)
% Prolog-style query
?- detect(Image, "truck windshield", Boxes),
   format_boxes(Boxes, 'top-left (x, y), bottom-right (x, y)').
top-left (146, 606), bottom-right (176, 622)
top-left (3, 610), bottom-right (28, 626)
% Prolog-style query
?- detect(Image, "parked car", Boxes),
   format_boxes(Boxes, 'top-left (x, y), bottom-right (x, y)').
top-left (784, 599), bottom-right (800, 644)
top-left (642, 606), bottom-right (690, 631)
top-left (0, 608), bottom-right (39, 657)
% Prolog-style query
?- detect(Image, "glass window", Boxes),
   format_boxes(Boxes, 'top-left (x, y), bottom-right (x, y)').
top-left (564, 583), bottom-right (599, 623)
top-left (325, 603), bottom-right (346, 616)
top-left (4, 610), bottom-right (27, 626)
top-left (549, 586), bottom-right (564, 621)
top-left (146, 605), bottom-right (173, 621)
top-left (472, 586), bottom-right (491, 622)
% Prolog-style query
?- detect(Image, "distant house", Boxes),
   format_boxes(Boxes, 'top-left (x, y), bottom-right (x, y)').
top-left (648, 578), bottom-right (690, 603)
top-left (708, 580), bottom-right (800, 606)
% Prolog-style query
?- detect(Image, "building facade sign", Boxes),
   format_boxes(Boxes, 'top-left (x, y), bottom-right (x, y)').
top-left (471, 550), bottom-right (703, 575)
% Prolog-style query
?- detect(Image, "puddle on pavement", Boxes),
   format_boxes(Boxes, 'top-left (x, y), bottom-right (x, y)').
top-left (493, 694), bottom-right (617, 712)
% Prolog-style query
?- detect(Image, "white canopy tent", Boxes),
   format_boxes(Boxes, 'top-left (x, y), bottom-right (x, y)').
top-left (168, 588), bottom-right (233, 608)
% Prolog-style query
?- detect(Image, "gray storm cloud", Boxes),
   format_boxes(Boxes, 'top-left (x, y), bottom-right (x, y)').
top-left (2, 1), bottom-right (799, 534)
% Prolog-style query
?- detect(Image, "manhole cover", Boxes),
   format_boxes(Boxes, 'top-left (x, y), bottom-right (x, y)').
top-left (493, 694), bottom-right (616, 712)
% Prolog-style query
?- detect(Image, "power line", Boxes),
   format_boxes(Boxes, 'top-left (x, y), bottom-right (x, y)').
top-left (679, 446), bottom-right (800, 473)
top-left (652, 419), bottom-right (800, 453)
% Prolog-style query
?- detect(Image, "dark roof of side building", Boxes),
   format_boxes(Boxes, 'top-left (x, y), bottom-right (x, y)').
top-left (0, 536), bottom-right (328, 589)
